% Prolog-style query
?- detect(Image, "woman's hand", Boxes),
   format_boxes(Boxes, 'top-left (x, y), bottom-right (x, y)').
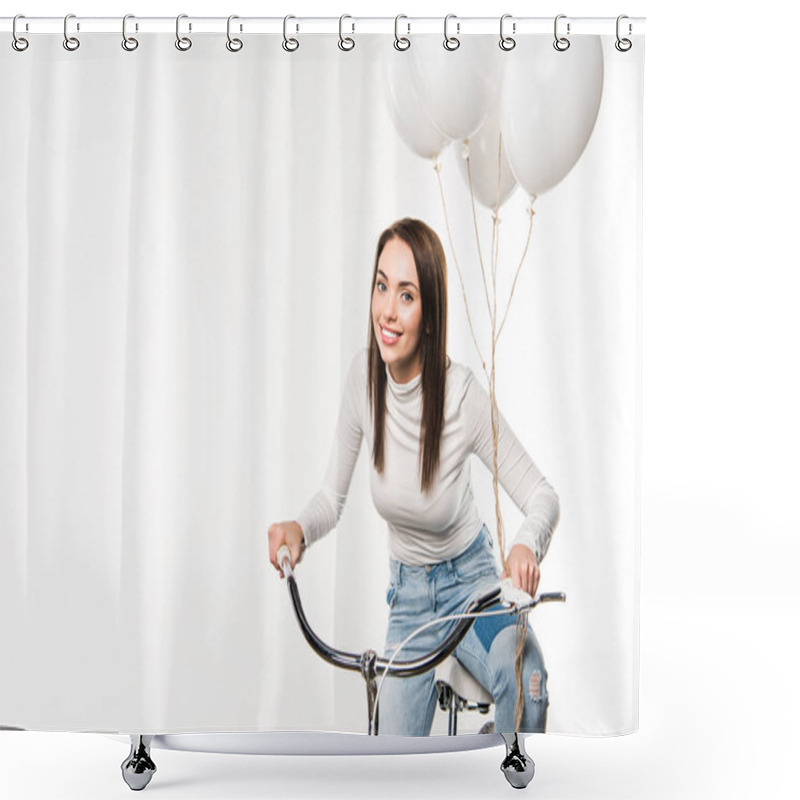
top-left (502, 544), bottom-right (541, 597)
top-left (268, 520), bottom-right (306, 578)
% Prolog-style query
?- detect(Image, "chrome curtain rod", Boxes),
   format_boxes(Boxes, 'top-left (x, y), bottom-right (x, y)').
top-left (1, 16), bottom-right (645, 36)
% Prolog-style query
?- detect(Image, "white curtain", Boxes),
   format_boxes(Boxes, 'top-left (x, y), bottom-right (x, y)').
top-left (1, 31), bottom-right (643, 735)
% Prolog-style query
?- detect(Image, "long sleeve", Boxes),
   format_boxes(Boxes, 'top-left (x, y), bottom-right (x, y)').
top-left (465, 369), bottom-right (560, 564)
top-left (296, 354), bottom-right (365, 547)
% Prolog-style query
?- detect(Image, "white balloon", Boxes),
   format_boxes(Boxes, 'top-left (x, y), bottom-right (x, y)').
top-left (383, 50), bottom-right (451, 160)
top-left (455, 108), bottom-right (518, 211)
top-left (501, 35), bottom-right (604, 196)
top-left (410, 35), bottom-right (505, 142)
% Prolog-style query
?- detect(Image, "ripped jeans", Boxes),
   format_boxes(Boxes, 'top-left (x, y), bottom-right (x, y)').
top-left (379, 525), bottom-right (548, 736)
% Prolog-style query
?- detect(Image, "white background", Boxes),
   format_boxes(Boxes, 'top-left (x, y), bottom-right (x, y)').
top-left (1, 1), bottom-right (798, 799)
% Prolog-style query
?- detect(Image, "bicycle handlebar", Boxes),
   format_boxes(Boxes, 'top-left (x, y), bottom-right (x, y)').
top-left (279, 552), bottom-right (565, 679)
top-left (284, 571), bottom-right (501, 677)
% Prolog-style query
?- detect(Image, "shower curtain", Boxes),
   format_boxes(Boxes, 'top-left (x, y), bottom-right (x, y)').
top-left (1, 21), bottom-right (643, 737)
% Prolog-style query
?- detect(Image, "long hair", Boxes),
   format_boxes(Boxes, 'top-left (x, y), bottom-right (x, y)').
top-left (367, 218), bottom-right (448, 493)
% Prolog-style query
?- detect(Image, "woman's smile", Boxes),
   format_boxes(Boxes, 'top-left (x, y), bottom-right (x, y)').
top-left (379, 324), bottom-right (402, 345)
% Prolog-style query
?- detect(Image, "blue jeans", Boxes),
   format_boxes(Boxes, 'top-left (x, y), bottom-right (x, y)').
top-left (379, 525), bottom-right (548, 736)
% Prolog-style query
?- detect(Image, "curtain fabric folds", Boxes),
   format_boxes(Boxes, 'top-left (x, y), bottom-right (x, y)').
top-left (1, 31), bottom-right (643, 735)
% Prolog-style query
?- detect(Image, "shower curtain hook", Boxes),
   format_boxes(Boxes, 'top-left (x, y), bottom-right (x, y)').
top-left (499, 14), bottom-right (516, 51)
top-left (394, 15), bottom-right (410, 51)
top-left (615, 15), bottom-right (633, 51)
top-left (443, 13), bottom-right (460, 51)
top-left (63, 13), bottom-right (80, 51)
top-left (122, 14), bottom-right (139, 51)
top-left (283, 15), bottom-right (299, 52)
top-left (175, 14), bottom-right (192, 51)
top-left (11, 15), bottom-right (29, 51)
top-left (553, 14), bottom-right (570, 51)
top-left (338, 14), bottom-right (355, 51)
top-left (226, 15), bottom-right (243, 52)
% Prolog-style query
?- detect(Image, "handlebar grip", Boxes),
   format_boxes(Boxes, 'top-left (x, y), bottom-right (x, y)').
top-left (538, 592), bottom-right (566, 603)
top-left (277, 545), bottom-right (293, 578)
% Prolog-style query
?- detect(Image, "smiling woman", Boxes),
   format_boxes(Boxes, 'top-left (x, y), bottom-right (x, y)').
top-left (267, 217), bottom-right (560, 736)
top-left (368, 219), bottom-right (448, 492)
top-left (373, 239), bottom-right (423, 382)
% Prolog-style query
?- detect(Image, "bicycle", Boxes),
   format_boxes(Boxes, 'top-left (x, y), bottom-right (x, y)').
top-left (276, 545), bottom-right (566, 789)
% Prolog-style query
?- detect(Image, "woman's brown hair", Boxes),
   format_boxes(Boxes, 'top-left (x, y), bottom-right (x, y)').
top-left (367, 218), bottom-right (448, 493)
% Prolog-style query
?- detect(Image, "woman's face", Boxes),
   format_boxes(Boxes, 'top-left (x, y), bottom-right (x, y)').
top-left (372, 237), bottom-right (423, 383)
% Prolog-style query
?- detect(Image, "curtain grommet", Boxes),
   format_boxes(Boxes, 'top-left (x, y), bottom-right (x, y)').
top-left (226, 15), bottom-right (243, 52)
top-left (121, 14), bottom-right (139, 51)
top-left (499, 14), bottom-right (516, 51)
top-left (12, 14), bottom-right (29, 51)
top-left (553, 14), bottom-right (570, 52)
top-left (63, 13), bottom-right (80, 51)
top-left (443, 14), bottom-right (460, 51)
top-left (394, 15), bottom-right (410, 51)
top-left (175, 14), bottom-right (192, 51)
top-left (615, 15), bottom-right (633, 51)
top-left (338, 14), bottom-right (355, 51)
top-left (283, 15), bottom-right (299, 52)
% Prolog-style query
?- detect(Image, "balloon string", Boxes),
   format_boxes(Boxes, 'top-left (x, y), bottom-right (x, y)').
top-left (489, 146), bottom-right (529, 730)
top-left (497, 198), bottom-right (536, 344)
top-left (495, 132), bottom-right (503, 214)
top-left (434, 157), bottom-right (510, 574)
top-left (465, 150), bottom-right (494, 325)
top-left (489, 347), bottom-right (505, 574)
top-left (435, 151), bottom-right (535, 727)
top-left (490, 132), bottom-right (504, 292)
top-left (434, 159), bottom-right (488, 380)
top-left (489, 197), bottom-right (504, 570)
top-left (514, 613), bottom-right (530, 730)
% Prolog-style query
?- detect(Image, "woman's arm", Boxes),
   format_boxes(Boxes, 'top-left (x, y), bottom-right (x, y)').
top-left (466, 369), bottom-right (560, 591)
top-left (268, 353), bottom-right (365, 573)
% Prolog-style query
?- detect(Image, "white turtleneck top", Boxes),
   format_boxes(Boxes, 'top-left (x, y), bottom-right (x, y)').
top-left (297, 349), bottom-right (559, 567)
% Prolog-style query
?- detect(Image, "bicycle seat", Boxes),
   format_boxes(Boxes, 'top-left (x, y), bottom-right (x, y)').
top-left (434, 656), bottom-right (493, 705)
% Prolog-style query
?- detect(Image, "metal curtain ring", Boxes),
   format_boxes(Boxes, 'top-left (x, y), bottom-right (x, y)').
top-left (394, 15), bottom-right (410, 51)
top-left (226, 15), bottom-right (243, 52)
top-left (553, 14), bottom-right (570, 51)
top-left (175, 14), bottom-right (192, 51)
top-left (443, 14), bottom-right (460, 51)
top-left (338, 14), bottom-right (355, 51)
top-left (283, 15), bottom-right (299, 52)
top-left (63, 13), bottom-right (80, 51)
top-left (615, 15), bottom-right (632, 51)
top-left (499, 14), bottom-right (515, 51)
top-left (122, 14), bottom-right (139, 51)
top-left (12, 14), bottom-right (29, 51)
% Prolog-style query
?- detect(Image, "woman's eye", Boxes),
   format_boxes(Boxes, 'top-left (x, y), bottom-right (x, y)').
top-left (376, 281), bottom-right (386, 292)
top-left (402, 292), bottom-right (413, 303)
